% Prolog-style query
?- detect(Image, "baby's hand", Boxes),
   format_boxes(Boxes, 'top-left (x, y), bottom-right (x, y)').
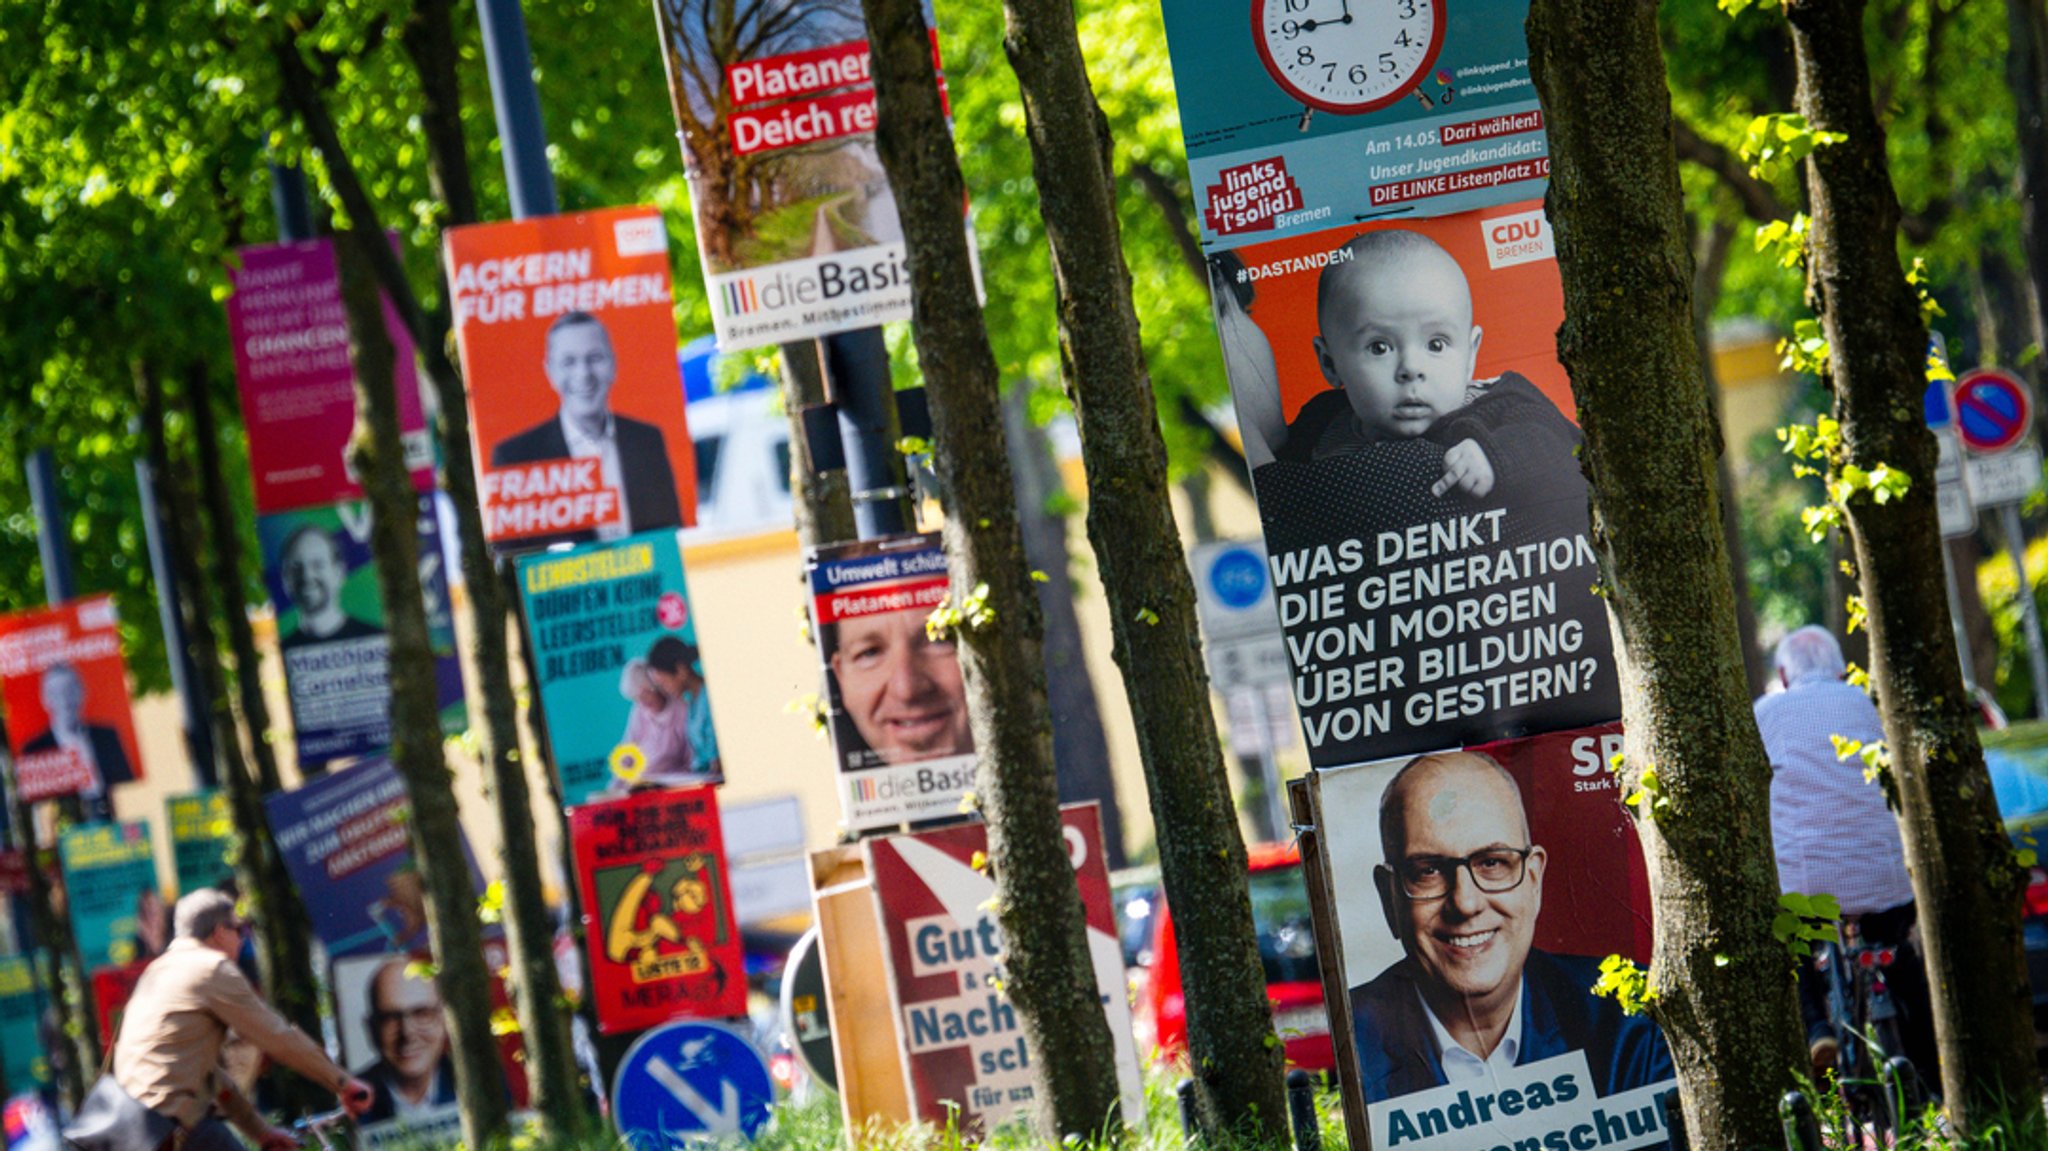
top-left (1432, 439), bottom-right (1496, 498)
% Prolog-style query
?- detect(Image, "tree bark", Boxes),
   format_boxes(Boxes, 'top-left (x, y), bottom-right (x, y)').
top-left (1691, 220), bottom-right (1771, 696)
top-left (2009, 0), bottom-right (2048, 366)
top-left (1, 758), bottom-right (86, 1109)
top-left (335, 232), bottom-right (511, 1147)
top-left (1003, 389), bottom-right (1127, 869)
top-left (1786, 0), bottom-right (2040, 1122)
top-left (1526, 1), bottom-right (1805, 1147)
top-left (994, 0), bottom-right (1287, 1137)
top-left (180, 366), bottom-right (287, 794)
top-left (143, 362), bottom-right (327, 1114)
top-left (392, 3), bottom-right (585, 1131)
top-left (277, 15), bottom-right (586, 1131)
top-left (859, 0), bottom-right (1124, 1137)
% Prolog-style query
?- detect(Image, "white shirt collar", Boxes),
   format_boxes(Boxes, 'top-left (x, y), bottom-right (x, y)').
top-left (1418, 978), bottom-right (1525, 1082)
top-left (559, 411), bottom-right (616, 454)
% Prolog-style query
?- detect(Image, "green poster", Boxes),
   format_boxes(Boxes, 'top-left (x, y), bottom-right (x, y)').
top-left (167, 791), bottom-right (235, 895)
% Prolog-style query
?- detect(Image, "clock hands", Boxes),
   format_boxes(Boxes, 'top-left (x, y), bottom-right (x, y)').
top-left (1295, 12), bottom-right (1354, 30)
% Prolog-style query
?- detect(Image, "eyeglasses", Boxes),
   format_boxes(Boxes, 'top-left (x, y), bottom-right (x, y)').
top-left (370, 1007), bottom-right (444, 1031)
top-left (1391, 847), bottom-right (1535, 900)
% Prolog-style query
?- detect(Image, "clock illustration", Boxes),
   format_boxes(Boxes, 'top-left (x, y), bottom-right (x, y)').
top-left (1252, 0), bottom-right (1446, 115)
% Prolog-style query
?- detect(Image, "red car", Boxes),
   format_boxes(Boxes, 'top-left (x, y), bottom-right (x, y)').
top-left (1132, 843), bottom-right (1334, 1073)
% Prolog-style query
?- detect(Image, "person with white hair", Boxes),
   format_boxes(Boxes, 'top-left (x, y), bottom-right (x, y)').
top-left (93, 889), bottom-right (374, 1151)
top-left (1754, 625), bottom-right (1933, 1079)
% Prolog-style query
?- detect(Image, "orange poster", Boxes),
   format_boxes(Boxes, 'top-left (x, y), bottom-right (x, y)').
top-left (444, 206), bottom-right (697, 554)
top-left (0, 596), bottom-right (143, 801)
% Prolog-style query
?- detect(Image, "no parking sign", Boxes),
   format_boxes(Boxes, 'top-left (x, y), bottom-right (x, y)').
top-left (1954, 368), bottom-right (2043, 507)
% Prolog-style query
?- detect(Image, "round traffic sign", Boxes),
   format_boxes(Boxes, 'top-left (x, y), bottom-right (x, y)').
top-left (612, 1021), bottom-right (775, 1147)
top-left (777, 928), bottom-right (836, 1090)
top-left (1207, 547), bottom-right (1267, 611)
top-left (1954, 368), bottom-right (2034, 454)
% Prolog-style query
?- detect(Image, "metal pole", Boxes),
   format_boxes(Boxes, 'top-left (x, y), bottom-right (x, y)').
top-left (26, 449), bottom-right (76, 604)
top-left (823, 327), bottom-right (913, 540)
top-left (1940, 547), bottom-right (1979, 694)
top-left (268, 161), bottom-right (315, 243)
top-left (133, 454), bottom-right (217, 787)
top-left (475, 0), bottom-right (558, 220)
top-left (1999, 502), bottom-right (2048, 719)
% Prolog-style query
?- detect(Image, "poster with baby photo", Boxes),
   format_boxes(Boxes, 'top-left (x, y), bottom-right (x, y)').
top-left (1212, 201), bottom-right (1618, 768)
top-left (1303, 723), bottom-right (1673, 1151)
top-left (516, 529), bottom-right (722, 806)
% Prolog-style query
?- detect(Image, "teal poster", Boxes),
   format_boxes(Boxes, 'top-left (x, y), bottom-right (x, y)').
top-left (167, 791), bottom-right (235, 895)
top-left (517, 530), bottom-right (723, 806)
top-left (1159, 0), bottom-right (1547, 246)
top-left (58, 822), bottom-right (157, 969)
top-left (256, 496), bottom-right (467, 767)
top-left (0, 954), bottom-right (49, 1095)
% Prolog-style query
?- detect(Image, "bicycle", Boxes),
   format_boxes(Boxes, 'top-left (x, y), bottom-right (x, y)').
top-left (287, 1108), bottom-right (354, 1151)
top-left (1812, 919), bottom-right (1925, 1139)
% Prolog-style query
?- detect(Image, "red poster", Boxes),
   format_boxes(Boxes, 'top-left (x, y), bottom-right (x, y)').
top-left (91, 961), bottom-right (152, 1050)
top-left (866, 805), bottom-right (1142, 1135)
top-left (569, 786), bottom-right (745, 1033)
top-left (444, 206), bottom-right (697, 553)
top-left (0, 597), bottom-right (143, 801)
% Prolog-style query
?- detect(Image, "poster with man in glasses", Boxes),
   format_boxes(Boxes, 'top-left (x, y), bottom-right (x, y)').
top-left (1309, 723), bottom-right (1676, 1151)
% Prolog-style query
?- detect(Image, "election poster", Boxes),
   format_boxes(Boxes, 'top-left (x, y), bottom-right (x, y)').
top-left (256, 497), bottom-right (466, 768)
top-left (568, 786), bottom-right (746, 1033)
top-left (652, 0), bottom-right (978, 349)
top-left (1211, 202), bottom-right (1617, 767)
top-left (0, 596), bottom-right (143, 801)
top-left (265, 757), bottom-right (484, 959)
top-left (443, 206), bottom-right (698, 553)
top-left (167, 792), bottom-right (236, 896)
top-left (805, 533), bottom-right (974, 830)
top-left (1300, 724), bottom-right (1674, 1151)
top-left (517, 531), bottom-right (722, 806)
top-left (90, 962), bottom-right (151, 1051)
top-left (866, 805), bottom-right (1142, 1134)
top-left (1159, 0), bottom-right (1547, 248)
top-left (225, 236), bottom-right (434, 513)
top-left (0, 955), bottom-right (49, 1096)
top-left (57, 822), bottom-right (157, 970)
top-left (330, 937), bottom-right (530, 1148)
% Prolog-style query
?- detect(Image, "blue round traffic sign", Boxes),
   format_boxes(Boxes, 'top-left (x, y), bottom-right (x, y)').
top-left (1208, 547), bottom-right (1267, 610)
top-left (1954, 369), bottom-right (2033, 454)
top-left (612, 1021), bottom-right (775, 1147)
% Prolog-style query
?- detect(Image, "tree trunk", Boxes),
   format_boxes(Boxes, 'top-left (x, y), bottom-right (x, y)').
top-left (142, 362), bottom-right (328, 1114)
top-left (780, 339), bottom-right (858, 549)
top-left (2009, 0), bottom-right (2048, 365)
top-left (860, 0), bottom-right (1124, 1137)
top-left (277, 15), bottom-right (586, 1130)
top-left (1691, 219), bottom-right (1771, 696)
top-left (1003, 389), bottom-right (1127, 869)
top-left (180, 366), bottom-right (287, 793)
top-left (1526, 1), bottom-right (1805, 1147)
top-left (2, 760), bottom-right (86, 1109)
top-left (335, 232), bottom-right (511, 1147)
top-left (1786, 0), bottom-right (2040, 1122)
top-left (994, 0), bottom-right (1287, 1137)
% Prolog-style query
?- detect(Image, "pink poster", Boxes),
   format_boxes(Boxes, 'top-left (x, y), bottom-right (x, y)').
top-left (226, 238), bottom-right (434, 513)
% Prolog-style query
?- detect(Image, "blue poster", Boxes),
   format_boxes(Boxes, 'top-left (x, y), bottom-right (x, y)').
top-left (517, 531), bottom-right (722, 807)
top-left (0, 955), bottom-right (49, 1096)
top-left (1159, 0), bottom-right (1547, 247)
top-left (264, 757), bottom-right (483, 958)
top-left (56, 823), bottom-right (157, 969)
top-left (256, 496), bottom-right (466, 769)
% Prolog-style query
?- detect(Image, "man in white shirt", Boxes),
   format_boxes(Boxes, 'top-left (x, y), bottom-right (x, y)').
top-left (1755, 625), bottom-right (1935, 1080)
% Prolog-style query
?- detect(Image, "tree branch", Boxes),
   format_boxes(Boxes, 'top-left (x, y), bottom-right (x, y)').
top-left (1671, 114), bottom-right (1791, 224)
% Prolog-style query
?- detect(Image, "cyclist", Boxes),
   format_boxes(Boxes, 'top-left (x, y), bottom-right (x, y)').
top-left (110, 889), bottom-right (375, 1151)
top-left (1754, 626), bottom-right (1936, 1081)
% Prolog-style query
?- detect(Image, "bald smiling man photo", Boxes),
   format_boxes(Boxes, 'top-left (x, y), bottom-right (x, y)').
top-left (1350, 752), bottom-right (1672, 1103)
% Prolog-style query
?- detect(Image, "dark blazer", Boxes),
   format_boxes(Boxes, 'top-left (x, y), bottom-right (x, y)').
top-left (23, 725), bottom-right (133, 787)
top-left (489, 413), bottom-right (682, 547)
top-left (357, 1056), bottom-right (457, 1124)
top-left (1350, 951), bottom-right (1673, 1103)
